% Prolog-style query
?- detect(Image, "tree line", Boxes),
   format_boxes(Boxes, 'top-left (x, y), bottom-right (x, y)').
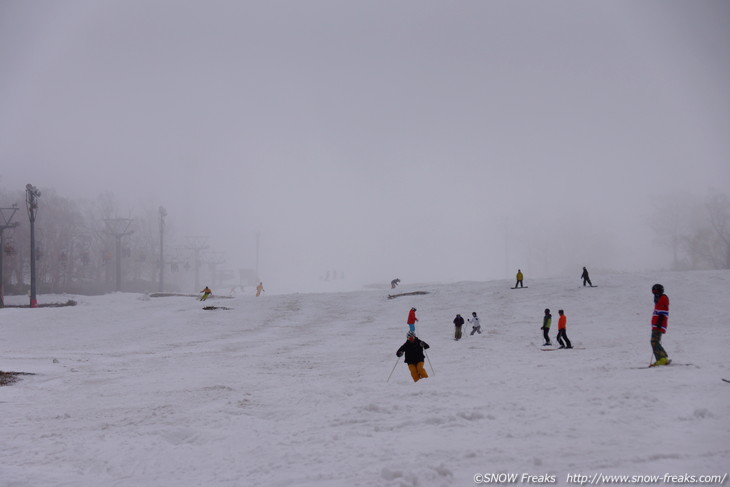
top-left (651, 191), bottom-right (730, 271)
top-left (0, 186), bottom-right (216, 296)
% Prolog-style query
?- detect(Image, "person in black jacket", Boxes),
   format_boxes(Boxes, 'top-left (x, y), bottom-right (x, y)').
top-left (453, 314), bottom-right (465, 340)
top-left (581, 267), bottom-right (593, 287)
top-left (396, 331), bottom-right (430, 382)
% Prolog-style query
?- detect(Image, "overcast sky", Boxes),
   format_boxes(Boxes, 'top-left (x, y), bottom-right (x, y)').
top-left (1, 1), bottom-right (729, 291)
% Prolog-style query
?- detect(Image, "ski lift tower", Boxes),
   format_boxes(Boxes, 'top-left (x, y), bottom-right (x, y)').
top-left (104, 217), bottom-right (134, 292)
top-left (185, 236), bottom-right (209, 292)
top-left (0, 203), bottom-right (20, 307)
top-left (25, 184), bottom-right (41, 307)
top-left (158, 206), bottom-right (166, 293)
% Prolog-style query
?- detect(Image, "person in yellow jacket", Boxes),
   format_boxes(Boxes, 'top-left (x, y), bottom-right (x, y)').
top-left (256, 282), bottom-right (265, 297)
top-left (200, 286), bottom-right (212, 301)
top-left (514, 269), bottom-right (524, 288)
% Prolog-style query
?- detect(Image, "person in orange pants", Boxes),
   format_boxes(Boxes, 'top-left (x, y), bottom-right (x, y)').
top-left (396, 331), bottom-right (430, 382)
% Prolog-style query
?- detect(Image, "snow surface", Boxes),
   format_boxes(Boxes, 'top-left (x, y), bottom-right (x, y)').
top-left (1, 270), bottom-right (729, 487)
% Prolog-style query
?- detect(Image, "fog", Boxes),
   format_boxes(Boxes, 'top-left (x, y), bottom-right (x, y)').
top-left (1, 1), bottom-right (729, 292)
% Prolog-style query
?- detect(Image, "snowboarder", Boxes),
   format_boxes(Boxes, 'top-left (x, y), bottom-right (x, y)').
top-left (396, 331), bottom-right (430, 382)
top-left (468, 312), bottom-right (482, 335)
top-left (650, 283), bottom-right (670, 366)
top-left (581, 267), bottom-right (593, 287)
top-left (391, 278), bottom-right (401, 289)
top-left (406, 307), bottom-right (418, 333)
top-left (453, 314), bottom-right (465, 340)
top-left (515, 269), bottom-right (524, 288)
top-left (541, 308), bottom-right (552, 346)
top-left (556, 309), bottom-right (572, 349)
top-left (256, 282), bottom-right (265, 297)
top-left (199, 286), bottom-right (212, 301)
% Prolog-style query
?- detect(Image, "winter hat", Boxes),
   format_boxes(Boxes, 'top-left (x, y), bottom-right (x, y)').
top-left (407, 331), bottom-right (416, 338)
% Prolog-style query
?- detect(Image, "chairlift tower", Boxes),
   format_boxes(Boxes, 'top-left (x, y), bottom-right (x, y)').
top-left (0, 203), bottom-right (20, 307)
top-left (158, 207), bottom-right (166, 293)
top-left (104, 218), bottom-right (134, 292)
top-left (185, 236), bottom-right (209, 292)
top-left (26, 184), bottom-right (41, 307)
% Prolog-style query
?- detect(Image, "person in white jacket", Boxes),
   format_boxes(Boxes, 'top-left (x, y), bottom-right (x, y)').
top-left (468, 312), bottom-right (482, 335)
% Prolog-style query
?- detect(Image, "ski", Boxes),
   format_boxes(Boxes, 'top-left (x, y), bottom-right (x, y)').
top-left (510, 286), bottom-right (528, 289)
top-left (722, 379), bottom-right (730, 383)
top-left (541, 347), bottom-right (584, 351)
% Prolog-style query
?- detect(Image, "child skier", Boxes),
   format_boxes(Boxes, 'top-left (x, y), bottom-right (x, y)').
top-left (556, 309), bottom-right (572, 349)
top-left (396, 331), bottom-right (430, 382)
top-left (541, 308), bottom-right (552, 346)
top-left (407, 307), bottom-right (418, 333)
top-left (468, 312), bottom-right (482, 335)
top-left (650, 283), bottom-right (670, 366)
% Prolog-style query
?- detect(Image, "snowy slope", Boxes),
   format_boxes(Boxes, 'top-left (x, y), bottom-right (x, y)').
top-left (1, 270), bottom-right (729, 487)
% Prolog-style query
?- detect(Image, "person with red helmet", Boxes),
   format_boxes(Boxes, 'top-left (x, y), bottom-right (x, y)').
top-left (650, 283), bottom-right (670, 366)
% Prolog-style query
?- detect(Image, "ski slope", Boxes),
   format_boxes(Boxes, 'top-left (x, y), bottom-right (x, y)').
top-left (1, 270), bottom-right (729, 486)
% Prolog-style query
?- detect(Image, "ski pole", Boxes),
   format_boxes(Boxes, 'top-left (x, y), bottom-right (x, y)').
top-left (424, 350), bottom-right (435, 376)
top-left (387, 356), bottom-right (400, 382)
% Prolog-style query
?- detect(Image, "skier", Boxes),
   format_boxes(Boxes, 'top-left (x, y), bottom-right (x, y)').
top-left (581, 267), bottom-right (593, 287)
top-left (515, 269), bottom-right (524, 288)
top-left (396, 331), bottom-right (430, 382)
top-left (650, 283), bottom-right (670, 366)
top-left (468, 312), bottom-right (482, 335)
top-left (199, 286), bottom-right (212, 301)
top-left (406, 307), bottom-right (418, 333)
top-left (256, 282), bottom-right (265, 297)
top-left (391, 278), bottom-right (401, 289)
top-left (541, 308), bottom-right (552, 346)
top-left (453, 313), bottom-right (465, 340)
top-left (556, 309), bottom-right (572, 349)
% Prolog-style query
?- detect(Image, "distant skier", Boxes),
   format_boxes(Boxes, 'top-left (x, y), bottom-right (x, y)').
top-left (556, 309), bottom-right (572, 349)
top-left (256, 282), bottom-right (265, 297)
top-left (649, 283), bottom-right (670, 366)
top-left (407, 307), bottom-right (418, 333)
top-left (468, 312), bottom-right (482, 335)
top-left (541, 308), bottom-right (552, 346)
top-left (396, 331), bottom-right (430, 382)
top-left (453, 314), bottom-right (465, 340)
top-left (581, 267), bottom-right (593, 287)
top-left (391, 278), bottom-right (401, 289)
top-left (200, 286), bottom-right (212, 301)
top-left (515, 269), bottom-right (524, 288)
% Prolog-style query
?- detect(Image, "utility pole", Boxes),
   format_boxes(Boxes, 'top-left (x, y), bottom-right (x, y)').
top-left (0, 203), bottom-right (20, 307)
top-left (158, 206), bottom-right (166, 293)
top-left (25, 184), bottom-right (41, 307)
top-left (104, 218), bottom-right (133, 292)
top-left (185, 236), bottom-right (209, 292)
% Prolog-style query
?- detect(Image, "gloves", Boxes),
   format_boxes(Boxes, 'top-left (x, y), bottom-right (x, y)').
top-left (396, 351), bottom-right (403, 357)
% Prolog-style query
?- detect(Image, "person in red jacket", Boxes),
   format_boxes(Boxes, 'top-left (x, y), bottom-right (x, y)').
top-left (407, 307), bottom-right (418, 333)
top-left (650, 283), bottom-right (670, 366)
top-left (556, 309), bottom-right (572, 349)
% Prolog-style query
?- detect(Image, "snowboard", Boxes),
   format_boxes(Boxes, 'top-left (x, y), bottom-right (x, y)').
top-left (541, 347), bottom-right (584, 351)
top-left (632, 361), bottom-right (694, 369)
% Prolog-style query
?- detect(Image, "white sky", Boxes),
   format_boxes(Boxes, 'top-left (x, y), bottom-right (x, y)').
top-left (1, 1), bottom-right (729, 290)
